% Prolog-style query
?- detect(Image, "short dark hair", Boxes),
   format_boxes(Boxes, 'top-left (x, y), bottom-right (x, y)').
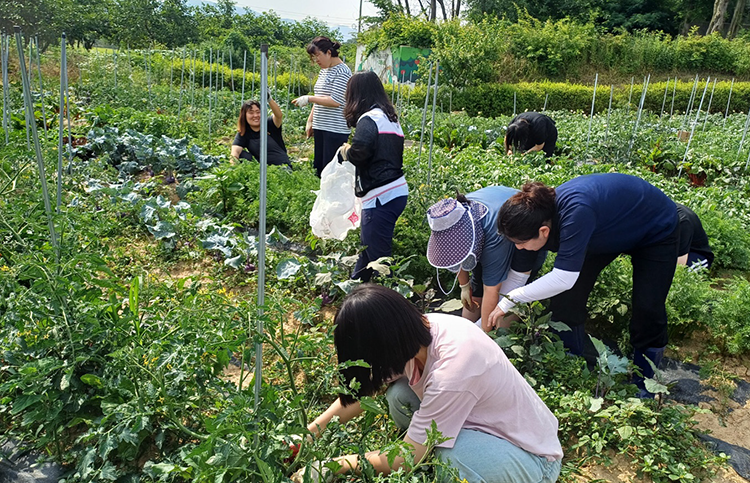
top-left (343, 71), bottom-right (398, 128)
top-left (504, 117), bottom-right (531, 153)
top-left (334, 284), bottom-right (431, 406)
top-left (498, 182), bottom-right (556, 241)
top-left (237, 100), bottom-right (261, 136)
top-left (306, 36), bottom-right (341, 58)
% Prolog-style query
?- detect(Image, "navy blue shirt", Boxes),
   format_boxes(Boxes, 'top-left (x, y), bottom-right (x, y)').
top-left (542, 173), bottom-right (677, 272)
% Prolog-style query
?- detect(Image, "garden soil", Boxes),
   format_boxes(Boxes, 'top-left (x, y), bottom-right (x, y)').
top-left (575, 452), bottom-right (747, 483)
top-left (574, 351), bottom-right (750, 482)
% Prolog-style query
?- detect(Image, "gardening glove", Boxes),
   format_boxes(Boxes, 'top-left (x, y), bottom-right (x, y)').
top-left (293, 95), bottom-right (310, 107)
top-left (283, 434), bottom-right (303, 464)
top-left (459, 281), bottom-right (476, 310)
top-left (291, 461), bottom-right (333, 483)
top-left (338, 143), bottom-right (352, 163)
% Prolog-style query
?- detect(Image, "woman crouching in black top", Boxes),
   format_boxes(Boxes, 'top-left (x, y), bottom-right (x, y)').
top-left (231, 97), bottom-right (291, 167)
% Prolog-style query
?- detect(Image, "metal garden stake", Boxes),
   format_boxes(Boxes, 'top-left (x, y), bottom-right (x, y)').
top-left (661, 77), bottom-right (669, 116)
top-left (254, 42), bottom-right (270, 421)
top-left (627, 74), bottom-right (650, 159)
top-left (702, 78), bottom-right (717, 131)
top-left (417, 61), bottom-right (433, 167)
top-left (679, 77), bottom-right (710, 178)
top-left (241, 50), bottom-right (246, 104)
top-left (34, 36), bottom-right (48, 136)
top-left (724, 78), bottom-right (735, 127)
top-left (15, 26), bottom-right (57, 250)
top-left (586, 73), bottom-right (598, 155)
top-left (427, 60), bottom-right (439, 186)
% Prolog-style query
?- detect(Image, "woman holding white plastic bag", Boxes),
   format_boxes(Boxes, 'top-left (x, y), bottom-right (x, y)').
top-left (338, 71), bottom-right (407, 282)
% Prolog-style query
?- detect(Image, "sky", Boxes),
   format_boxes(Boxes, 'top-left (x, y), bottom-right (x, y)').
top-left (233, 0), bottom-right (380, 34)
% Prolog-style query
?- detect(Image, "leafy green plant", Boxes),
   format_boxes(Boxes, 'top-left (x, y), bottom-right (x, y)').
top-left (492, 301), bottom-right (570, 375)
top-left (665, 266), bottom-right (713, 338)
top-left (589, 336), bottom-right (629, 399)
top-left (707, 276), bottom-right (750, 354)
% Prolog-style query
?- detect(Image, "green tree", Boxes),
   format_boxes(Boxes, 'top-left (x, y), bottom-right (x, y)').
top-left (464, 0), bottom-right (599, 24)
top-left (236, 10), bottom-right (287, 45)
top-left (217, 0), bottom-right (237, 30)
top-left (599, 0), bottom-right (684, 33)
top-left (111, 0), bottom-right (161, 47)
top-left (194, 1), bottom-right (238, 43)
top-left (431, 18), bottom-right (505, 85)
top-left (64, 0), bottom-right (113, 49)
top-left (464, 0), bottom-right (710, 34)
top-left (156, 0), bottom-right (198, 48)
top-left (286, 17), bottom-right (342, 47)
top-left (0, 0), bottom-right (75, 49)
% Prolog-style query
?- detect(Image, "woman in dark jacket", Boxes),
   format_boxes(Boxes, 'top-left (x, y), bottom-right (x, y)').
top-left (338, 71), bottom-right (407, 282)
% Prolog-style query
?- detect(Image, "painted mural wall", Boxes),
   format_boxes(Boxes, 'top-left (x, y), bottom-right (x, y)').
top-left (355, 45), bottom-right (432, 85)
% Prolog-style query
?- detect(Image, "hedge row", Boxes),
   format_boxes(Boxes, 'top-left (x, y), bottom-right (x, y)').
top-left (363, 16), bottom-right (750, 85)
top-left (388, 79), bottom-right (750, 118)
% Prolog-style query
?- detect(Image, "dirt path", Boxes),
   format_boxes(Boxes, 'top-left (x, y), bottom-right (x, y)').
top-left (575, 453), bottom-right (747, 482)
top-left (572, 332), bottom-right (750, 482)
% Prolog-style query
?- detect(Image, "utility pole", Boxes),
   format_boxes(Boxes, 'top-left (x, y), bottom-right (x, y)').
top-left (358, 0), bottom-right (363, 33)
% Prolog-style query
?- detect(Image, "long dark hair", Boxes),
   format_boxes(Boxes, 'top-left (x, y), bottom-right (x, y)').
top-left (498, 182), bottom-right (556, 241)
top-left (334, 284), bottom-right (432, 406)
top-left (237, 100), bottom-right (261, 136)
top-left (306, 36), bottom-right (341, 58)
top-left (504, 117), bottom-right (531, 152)
top-left (343, 71), bottom-right (398, 128)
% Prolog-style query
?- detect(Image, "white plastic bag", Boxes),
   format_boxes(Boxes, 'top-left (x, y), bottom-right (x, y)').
top-left (309, 148), bottom-right (362, 240)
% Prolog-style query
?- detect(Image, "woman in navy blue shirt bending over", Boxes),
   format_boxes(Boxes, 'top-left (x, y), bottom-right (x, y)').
top-left (490, 173), bottom-right (679, 398)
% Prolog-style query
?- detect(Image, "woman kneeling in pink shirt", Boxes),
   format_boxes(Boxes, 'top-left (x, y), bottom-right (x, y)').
top-left (292, 284), bottom-right (562, 483)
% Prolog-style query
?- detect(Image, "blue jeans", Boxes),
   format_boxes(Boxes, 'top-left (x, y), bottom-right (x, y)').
top-left (353, 196), bottom-right (407, 282)
top-left (386, 378), bottom-right (561, 483)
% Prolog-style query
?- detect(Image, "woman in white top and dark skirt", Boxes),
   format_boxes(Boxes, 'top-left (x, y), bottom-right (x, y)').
top-left (292, 36), bottom-right (352, 177)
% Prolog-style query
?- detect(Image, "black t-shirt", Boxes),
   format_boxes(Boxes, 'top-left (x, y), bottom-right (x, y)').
top-left (676, 203), bottom-right (714, 266)
top-left (509, 112), bottom-right (558, 157)
top-left (233, 117), bottom-right (290, 166)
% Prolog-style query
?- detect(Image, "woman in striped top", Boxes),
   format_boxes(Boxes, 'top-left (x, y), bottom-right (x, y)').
top-left (292, 36), bottom-right (352, 177)
top-left (337, 71), bottom-right (408, 282)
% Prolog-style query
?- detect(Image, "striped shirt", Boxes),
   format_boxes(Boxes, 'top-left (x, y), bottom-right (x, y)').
top-left (312, 62), bottom-right (351, 134)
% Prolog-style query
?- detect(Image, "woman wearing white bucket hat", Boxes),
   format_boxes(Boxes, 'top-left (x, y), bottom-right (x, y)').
top-left (426, 186), bottom-right (543, 331)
